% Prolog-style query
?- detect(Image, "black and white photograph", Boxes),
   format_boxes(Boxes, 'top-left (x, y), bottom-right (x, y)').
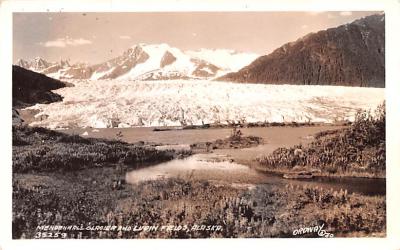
top-left (1, 0), bottom-right (400, 249)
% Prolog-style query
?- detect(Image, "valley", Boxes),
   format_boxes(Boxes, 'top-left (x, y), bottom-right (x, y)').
top-left (11, 12), bottom-right (387, 240)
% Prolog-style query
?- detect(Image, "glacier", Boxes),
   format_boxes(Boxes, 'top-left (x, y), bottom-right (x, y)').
top-left (24, 80), bottom-right (385, 129)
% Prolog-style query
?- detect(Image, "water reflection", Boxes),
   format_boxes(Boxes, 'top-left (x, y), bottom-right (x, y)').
top-left (126, 153), bottom-right (385, 196)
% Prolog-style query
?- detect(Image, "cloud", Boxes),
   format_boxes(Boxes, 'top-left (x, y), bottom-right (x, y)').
top-left (119, 35), bottom-right (131, 40)
top-left (301, 24), bottom-right (308, 29)
top-left (340, 11), bottom-right (353, 16)
top-left (42, 37), bottom-right (92, 48)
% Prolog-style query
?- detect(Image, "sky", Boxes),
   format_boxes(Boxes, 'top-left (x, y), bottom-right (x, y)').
top-left (13, 11), bottom-right (382, 64)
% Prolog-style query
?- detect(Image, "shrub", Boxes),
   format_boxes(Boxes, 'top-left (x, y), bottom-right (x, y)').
top-left (258, 103), bottom-right (386, 176)
top-left (12, 126), bottom-right (174, 173)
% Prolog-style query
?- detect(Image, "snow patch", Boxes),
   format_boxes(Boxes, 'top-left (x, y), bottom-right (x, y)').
top-left (186, 48), bottom-right (259, 73)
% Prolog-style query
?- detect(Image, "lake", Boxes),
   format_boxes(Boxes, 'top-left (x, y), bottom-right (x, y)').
top-left (62, 125), bottom-right (385, 196)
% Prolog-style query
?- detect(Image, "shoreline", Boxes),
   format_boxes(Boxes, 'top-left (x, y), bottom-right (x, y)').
top-left (153, 121), bottom-right (351, 130)
top-left (43, 123), bottom-right (388, 180)
top-left (238, 159), bottom-right (386, 180)
top-left (259, 166), bottom-right (386, 179)
top-left (15, 122), bottom-right (384, 180)
top-left (12, 125), bottom-right (386, 238)
top-left (31, 121), bottom-right (350, 131)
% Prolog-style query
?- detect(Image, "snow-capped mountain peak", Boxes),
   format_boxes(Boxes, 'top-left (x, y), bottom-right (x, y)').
top-left (186, 48), bottom-right (259, 73)
top-left (15, 43), bottom-right (259, 81)
top-left (119, 43), bottom-right (199, 80)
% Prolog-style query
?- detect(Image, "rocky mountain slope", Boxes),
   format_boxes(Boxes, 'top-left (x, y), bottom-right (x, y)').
top-left (16, 58), bottom-right (92, 80)
top-left (12, 65), bottom-right (70, 125)
top-left (12, 65), bottom-right (68, 108)
top-left (16, 44), bottom-right (258, 81)
top-left (218, 14), bottom-right (385, 87)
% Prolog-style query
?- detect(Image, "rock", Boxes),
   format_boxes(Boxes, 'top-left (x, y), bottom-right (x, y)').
top-left (160, 51), bottom-right (176, 68)
top-left (293, 149), bottom-right (303, 156)
top-left (12, 65), bottom-right (67, 108)
top-left (12, 109), bottom-right (24, 126)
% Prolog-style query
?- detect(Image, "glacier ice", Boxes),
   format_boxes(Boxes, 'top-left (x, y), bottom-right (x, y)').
top-left (24, 80), bottom-right (385, 129)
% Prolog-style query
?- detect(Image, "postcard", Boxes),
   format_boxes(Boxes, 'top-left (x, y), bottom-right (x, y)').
top-left (1, 0), bottom-right (399, 249)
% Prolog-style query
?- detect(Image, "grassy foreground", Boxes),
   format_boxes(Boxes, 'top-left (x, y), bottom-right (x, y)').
top-left (12, 123), bottom-right (385, 239)
top-left (13, 174), bottom-right (385, 239)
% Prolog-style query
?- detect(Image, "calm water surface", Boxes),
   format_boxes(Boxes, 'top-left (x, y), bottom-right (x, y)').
top-left (64, 126), bottom-right (385, 196)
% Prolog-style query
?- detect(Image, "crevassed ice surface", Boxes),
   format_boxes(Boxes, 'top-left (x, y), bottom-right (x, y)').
top-left (25, 80), bottom-right (385, 129)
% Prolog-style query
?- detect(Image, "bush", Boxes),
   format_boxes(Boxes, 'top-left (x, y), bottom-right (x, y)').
top-left (12, 125), bottom-right (174, 173)
top-left (258, 103), bottom-right (386, 176)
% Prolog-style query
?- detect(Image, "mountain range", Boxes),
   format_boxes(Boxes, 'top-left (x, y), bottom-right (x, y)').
top-left (16, 44), bottom-right (259, 81)
top-left (218, 14), bottom-right (385, 87)
top-left (15, 14), bottom-right (385, 87)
